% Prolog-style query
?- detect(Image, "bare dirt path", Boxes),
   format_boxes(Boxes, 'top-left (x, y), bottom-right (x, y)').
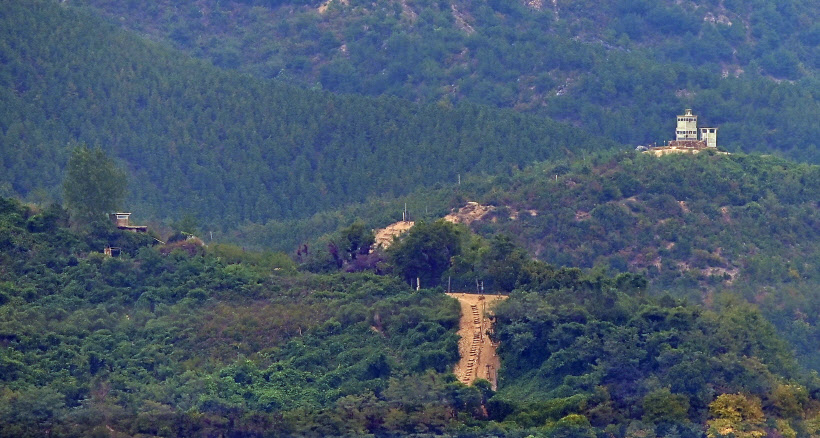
top-left (446, 293), bottom-right (508, 390)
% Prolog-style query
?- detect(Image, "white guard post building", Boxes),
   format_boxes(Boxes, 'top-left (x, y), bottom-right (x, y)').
top-left (640, 109), bottom-right (719, 154)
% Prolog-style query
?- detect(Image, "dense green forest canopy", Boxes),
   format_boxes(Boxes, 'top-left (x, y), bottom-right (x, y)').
top-left (490, 284), bottom-right (820, 438)
top-left (3, 195), bottom-right (820, 437)
top-left (72, 0), bottom-right (820, 161)
top-left (0, 196), bottom-right (466, 436)
top-left (0, 0), bottom-right (617, 231)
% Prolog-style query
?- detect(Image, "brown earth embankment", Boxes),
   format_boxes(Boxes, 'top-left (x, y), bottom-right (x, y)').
top-left (446, 293), bottom-right (507, 390)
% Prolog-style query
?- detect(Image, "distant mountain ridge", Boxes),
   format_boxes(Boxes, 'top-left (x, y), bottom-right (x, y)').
top-left (2, 0), bottom-right (818, 235)
top-left (72, 0), bottom-right (820, 160)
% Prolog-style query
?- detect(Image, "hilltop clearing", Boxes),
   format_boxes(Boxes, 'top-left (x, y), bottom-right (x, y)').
top-left (373, 220), bottom-right (414, 249)
top-left (371, 201), bottom-right (494, 250)
top-left (443, 201), bottom-right (495, 225)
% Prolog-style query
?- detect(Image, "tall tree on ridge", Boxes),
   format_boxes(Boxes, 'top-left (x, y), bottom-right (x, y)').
top-left (62, 145), bottom-right (127, 226)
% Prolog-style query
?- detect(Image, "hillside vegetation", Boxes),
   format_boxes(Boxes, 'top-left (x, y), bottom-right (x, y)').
top-left (0, 197), bottom-right (467, 436)
top-left (74, 0), bottom-right (820, 161)
top-left (253, 151), bottom-right (820, 370)
top-left (238, 152), bottom-right (820, 293)
top-left (470, 153), bottom-right (819, 286)
top-left (3, 0), bottom-right (820, 436)
top-left (0, 0), bottom-right (612, 229)
top-left (484, 155), bottom-right (820, 369)
top-left (3, 195), bottom-right (820, 437)
top-left (459, 152), bottom-right (820, 366)
top-left (491, 282), bottom-right (820, 438)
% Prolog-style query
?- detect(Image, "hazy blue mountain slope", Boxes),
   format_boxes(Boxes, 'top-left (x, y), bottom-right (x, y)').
top-left (0, 0), bottom-right (614, 229)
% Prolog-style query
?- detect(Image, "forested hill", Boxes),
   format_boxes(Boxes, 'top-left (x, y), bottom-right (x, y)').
top-left (0, 0), bottom-right (613, 229)
top-left (72, 0), bottom-right (820, 162)
top-left (3, 195), bottom-right (820, 437)
top-left (248, 151), bottom-right (820, 301)
top-left (462, 153), bottom-right (819, 287)
top-left (456, 152), bottom-right (820, 366)
top-left (244, 151), bottom-right (820, 368)
top-left (239, 152), bottom-right (820, 293)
